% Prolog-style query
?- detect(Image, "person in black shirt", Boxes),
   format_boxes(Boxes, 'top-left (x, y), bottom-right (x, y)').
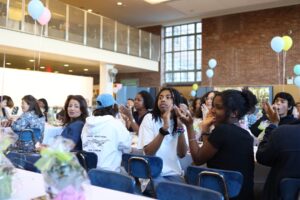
top-left (250, 92), bottom-right (297, 137)
top-left (176, 89), bottom-right (257, 200)
top-left (120, 90), bottom-right (154, 133)
top-left (256, 102), bottom-right (300, 200)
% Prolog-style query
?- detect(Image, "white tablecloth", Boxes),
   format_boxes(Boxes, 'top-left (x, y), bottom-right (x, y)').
top-left (11, 169), bottom-right (152, 200)
top-left (42, 124), bottom-right (64, 145)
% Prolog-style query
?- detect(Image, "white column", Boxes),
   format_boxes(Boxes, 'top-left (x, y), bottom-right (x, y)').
top-left (99, 62), bottom-right (114, 94)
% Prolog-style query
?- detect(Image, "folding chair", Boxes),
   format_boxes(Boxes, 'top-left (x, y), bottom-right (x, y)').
top-left (88, 168), bottom-right (135, 194)
top-left (280, 178), bottom-right (300, 200)
top-left (75, 151), bottom-right (98, 171)
top-left (156, 181), bottom-right (224, 200)
top-left (6, 152), bottom-right (41, 173)
top-left (122, 153), bottom-right (163, 196)
top-left (186, 166), bottom-right (243, 200)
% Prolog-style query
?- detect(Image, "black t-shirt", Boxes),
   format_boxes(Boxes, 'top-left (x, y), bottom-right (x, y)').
top-left (208, 123), bottom-right (254, 200)
top-left (128, 111), bottom-right (148, 132)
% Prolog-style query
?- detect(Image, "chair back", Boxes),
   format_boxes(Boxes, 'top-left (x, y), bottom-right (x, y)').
top-left (156, 181), bottom-right (224, 200)
top-left (280, 178), bottom-right (300, 200)
top-left (6, 152), bottom-right (41, 173)
top-left (122, 153), bottom-right (163, 179)
top-left (75, 151), bottom-right (98, 171)
top-left (15, 128), bottom-right (42, 143)
top-left (88, 169), bottom-right (135, 194)
top-left (186, 166), bottom-right (243, 199)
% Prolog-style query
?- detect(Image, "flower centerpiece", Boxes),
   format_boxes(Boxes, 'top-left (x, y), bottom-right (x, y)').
top-left (34, 137), bottom-right (88, 199)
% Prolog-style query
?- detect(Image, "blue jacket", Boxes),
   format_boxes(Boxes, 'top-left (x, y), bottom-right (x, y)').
top-left (61, 120), bottom-right (84, 151)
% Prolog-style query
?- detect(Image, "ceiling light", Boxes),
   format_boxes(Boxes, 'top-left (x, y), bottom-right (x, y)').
top-left (29, 59), bottom-right (35, 62)
top-left (144, 0), bottom-right (170, 4)
top-left (84, 68), bottom-right (89, 71)
top-left (6, 62), bottom-right (11, 65)
top-left (68, 69), bottom-right (73, 72)
top-left (64, 64), bottom-right (69, 67)
top-left (40, 66), bottom-right (45, 69)
top-left (117, 2), bottom-right (123, 6)
top-left (87, 9), bottom-right (93, 12)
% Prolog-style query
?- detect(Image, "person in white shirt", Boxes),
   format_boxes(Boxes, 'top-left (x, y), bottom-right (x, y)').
top-left (138, 87), bottom-right (188, 189)
top-left (81, 93), bottom-right (131, 172)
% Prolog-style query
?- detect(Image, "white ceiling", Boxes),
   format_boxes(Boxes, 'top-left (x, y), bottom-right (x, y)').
top-left (60, 0), bottom-right (300, 27)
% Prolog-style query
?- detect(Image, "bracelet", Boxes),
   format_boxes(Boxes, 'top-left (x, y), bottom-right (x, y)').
top-left (176, 127), bottom-right (185, 136)
top-left (189, 138), bottom-right (197, 142)
top-left (159, 127), bottom-right (170, 136)
top-left (202, 132), bottom-right (210, 137)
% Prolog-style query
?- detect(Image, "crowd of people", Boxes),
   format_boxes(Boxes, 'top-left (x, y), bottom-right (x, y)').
top-left (0, 88), bottom-right (299, 200)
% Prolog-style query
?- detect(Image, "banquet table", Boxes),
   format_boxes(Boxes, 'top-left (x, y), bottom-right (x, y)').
top-left (11, 169), bottom-right (153, 200)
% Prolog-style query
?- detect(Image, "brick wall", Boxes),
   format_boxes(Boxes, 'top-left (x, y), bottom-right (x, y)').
top-left (116, 72), bottom-right (161, 87)
top-left (202, 5), bottom-right (300, 86)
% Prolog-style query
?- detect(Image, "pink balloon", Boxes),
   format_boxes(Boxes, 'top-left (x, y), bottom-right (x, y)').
top-left (38, 7), bottom-right (51, 25)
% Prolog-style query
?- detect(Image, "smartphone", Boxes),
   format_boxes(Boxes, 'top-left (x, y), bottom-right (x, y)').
top-left (11, 106), bottom-right (19, 115)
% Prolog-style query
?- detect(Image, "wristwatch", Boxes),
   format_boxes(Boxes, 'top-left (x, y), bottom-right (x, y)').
top-left (159, 127), bottom-right (170, 136)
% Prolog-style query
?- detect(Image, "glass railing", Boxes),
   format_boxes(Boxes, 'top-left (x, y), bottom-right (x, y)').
top-left (0, 0), bottom-right (160, 61)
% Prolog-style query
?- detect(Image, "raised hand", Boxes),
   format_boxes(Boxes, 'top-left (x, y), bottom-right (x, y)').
top-left (201, 104), bottom-right (209, 119)
top-left (263, 101), bottom-right (280, 125)
top-left (201, 110), bottom-right (216, 133)
top-left (174, 105), bottom-right (193, 127)
top-left (162, 106), bottom-right (172, 130)
top-left (119, 105), bottom-right (133, 119)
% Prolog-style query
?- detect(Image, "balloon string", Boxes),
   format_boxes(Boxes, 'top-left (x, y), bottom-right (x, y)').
top-left (33, 21), bottom-right (37, 71)
top-left (282, 51), bottom-right (286, 92)
top-left (277, 53), bottom-right (280, 86)
top-left (37, 25), bottom-right (44, 70)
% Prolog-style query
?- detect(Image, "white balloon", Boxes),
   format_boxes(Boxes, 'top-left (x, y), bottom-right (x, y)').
top-left (191, 90), bottom-right (196, 97)
top-left (206, 69), bottom-right (214, 78)
top-left (294, 76), bottom-right (300, 87)
top-left (208, 59), bottom-right (217, 69)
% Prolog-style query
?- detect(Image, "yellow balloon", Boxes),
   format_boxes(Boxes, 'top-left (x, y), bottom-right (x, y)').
top-left (192, 83), bottom-right (198, 91)
top-left (282, 35), bottom-right (293, 51)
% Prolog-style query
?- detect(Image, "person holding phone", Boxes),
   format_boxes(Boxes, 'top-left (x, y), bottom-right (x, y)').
top-left (137, 87), bottom-right (187, 194)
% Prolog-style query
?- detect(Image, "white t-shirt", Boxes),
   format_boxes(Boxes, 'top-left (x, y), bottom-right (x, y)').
top-left (81, 115), bottom-right (131, 172)
top-left (138, 113), bottom-right (186, 176)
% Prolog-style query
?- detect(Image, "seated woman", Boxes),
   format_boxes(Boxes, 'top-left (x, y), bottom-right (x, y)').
top-left (61, 95), bottom-right (88, 151)
top-left (11, 95), bottom-right (45, 151)
top-left (38, 98), bottom-right (49, 122)
top-left (81, 93), bottom-right (131, 172)
top-left (138, 87), bottom-right (188, 188)
top-left (120, 90), bottom-right (154, 134)
top-left (176, 89), bottom-right (257, 200)
top-left (0, 96), bottom-right (10, 126)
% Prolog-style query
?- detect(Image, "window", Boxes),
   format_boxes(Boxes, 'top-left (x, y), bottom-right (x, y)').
top-left (164, 22), bottom-right (202, 84)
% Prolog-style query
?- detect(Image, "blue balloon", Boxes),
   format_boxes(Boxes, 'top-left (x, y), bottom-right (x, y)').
top-left (28, 0), bottom-right (44, 20)
top-left (295, 76), bottom-right (300, 87)
top-left (206, 69), bottom-right (214, 78)
top-left (270, 36), bottom-right (284, 53)
top-left (294, 64), bottom-right (300, 76)
top-left (208, 58), bottom-right (217, 69)
top-left (191, 90), bottom-right (196, 97)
